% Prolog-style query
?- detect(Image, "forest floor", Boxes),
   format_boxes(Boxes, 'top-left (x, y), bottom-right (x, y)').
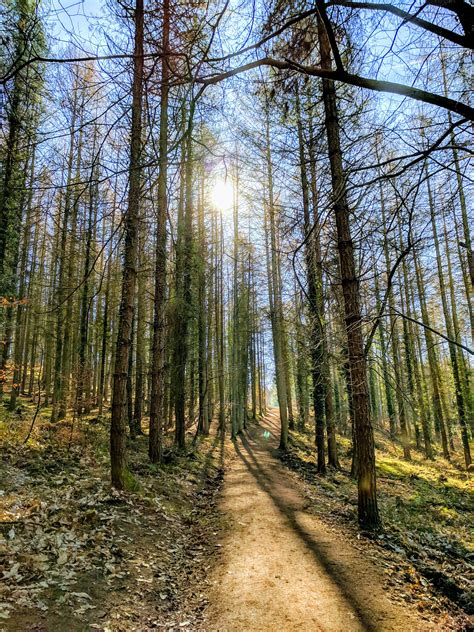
top-left (0, 399), bottom-right (230, 630)
top-left (276, 412), bottom-right (473, 624)
top-left (1, 400), bottom-right (473, 631)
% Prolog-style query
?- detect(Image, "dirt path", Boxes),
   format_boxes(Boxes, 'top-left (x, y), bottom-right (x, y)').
top-left (204, 411), bottom-right (440, 632)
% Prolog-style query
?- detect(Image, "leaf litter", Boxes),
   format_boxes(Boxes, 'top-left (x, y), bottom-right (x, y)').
top-left (0, 410), bottom-right (229, 631)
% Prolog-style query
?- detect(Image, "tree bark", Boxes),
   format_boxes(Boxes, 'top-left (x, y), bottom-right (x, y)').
top-left (318, 17), bottom-right (380, 528)
top-left (110, 0), bottom-right (144, 488)
top-left (296, 85), bottom-right (326, 472)
top-left (149, 0), bottom-right (170, 462)
top-left (263, 112), bottom-right (289, 450)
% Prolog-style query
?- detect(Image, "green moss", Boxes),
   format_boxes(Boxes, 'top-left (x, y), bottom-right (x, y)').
top-left (122, 469), bottom-right (141, 492)
top-left (434, 505), bottom-right (458, 524)
top-left (377, 457), bottom-right (419, 479)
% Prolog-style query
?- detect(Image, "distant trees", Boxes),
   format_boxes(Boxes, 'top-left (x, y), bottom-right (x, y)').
top-left (0, 0), bottom-right (44, 293)
top-left (0, 0), bottom-right (45, 412)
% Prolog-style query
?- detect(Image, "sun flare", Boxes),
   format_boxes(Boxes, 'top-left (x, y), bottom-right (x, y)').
top-left (211, 178), bottom-right (234, 212)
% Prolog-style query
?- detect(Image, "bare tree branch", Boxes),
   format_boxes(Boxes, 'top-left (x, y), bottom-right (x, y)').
top-left (326, 1), bottom-right (472, 48)
top-left (390, 308), bottom-right (474, 355)
top-left (199, 57), bottom-right (474, 119)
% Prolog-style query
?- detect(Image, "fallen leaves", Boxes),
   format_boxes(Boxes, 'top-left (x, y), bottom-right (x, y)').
top-left (1, 422), bottom-right (227, 631)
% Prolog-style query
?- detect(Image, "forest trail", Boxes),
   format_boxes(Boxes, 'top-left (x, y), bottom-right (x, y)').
top-left (204, 410), bottom-right (436, 632)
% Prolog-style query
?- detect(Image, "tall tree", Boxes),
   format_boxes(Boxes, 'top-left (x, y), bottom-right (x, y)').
top-left (149, 0), bottom-right (170, 463)
top-left (110, 0), bottom-right (144, 488)
top-left (263, 106), bottom-right (289, 450)
top-left (318, 15), bottom-right (380, 528)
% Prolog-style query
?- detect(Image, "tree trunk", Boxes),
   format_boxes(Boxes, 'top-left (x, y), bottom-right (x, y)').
top-left (413, 248), bottom-right (450, 460)
top-left (427, 172), bottom-right (471, 467)
top-left (296, 85), bottom-right (327, 472)
top-left (318, 16), bottom-right (379, 528)
top-left (110, 0), bottom-right (144, 488)
top-left (264, 106), bottom-right (289, 450)
top-left (380, 196), bottom-right (410, 459)
top-left (171, 103), bottom-right (195, 451)
top-left (149, 0), bottom-right (170, 462)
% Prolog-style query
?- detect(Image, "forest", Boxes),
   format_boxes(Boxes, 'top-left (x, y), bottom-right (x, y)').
top-left (0, 0), bottom-right (473, 629)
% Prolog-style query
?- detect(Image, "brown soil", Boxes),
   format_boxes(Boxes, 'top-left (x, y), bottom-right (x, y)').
top-left (203, 410), bottom-right (454, 631)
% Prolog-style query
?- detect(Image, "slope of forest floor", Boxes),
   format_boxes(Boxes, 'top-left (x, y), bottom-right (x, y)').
top-left (1, 399), bottom-right (473, 631)
top-left (0, 398), bottom-right (231, 631)
top-left (277, 417), bottom-right (473, 624)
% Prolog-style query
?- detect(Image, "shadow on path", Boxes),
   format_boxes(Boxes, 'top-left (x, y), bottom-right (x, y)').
top-left (205, 410), bottom-right (434, 631)
top-left (233, 420), bottom-right (378, 631)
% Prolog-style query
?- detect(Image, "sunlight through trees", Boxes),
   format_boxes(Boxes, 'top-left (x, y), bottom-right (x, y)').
top-left (0, 0), bottom-right (472, 624)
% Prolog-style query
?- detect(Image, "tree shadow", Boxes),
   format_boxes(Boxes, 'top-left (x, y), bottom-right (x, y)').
top-left (231, 424), bottom-right (387, 632)
top-left (191, 431), bottom-right (226, 492)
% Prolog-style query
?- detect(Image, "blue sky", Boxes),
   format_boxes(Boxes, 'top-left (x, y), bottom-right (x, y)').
top-left (47, 0), bottom-right (105, 53)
